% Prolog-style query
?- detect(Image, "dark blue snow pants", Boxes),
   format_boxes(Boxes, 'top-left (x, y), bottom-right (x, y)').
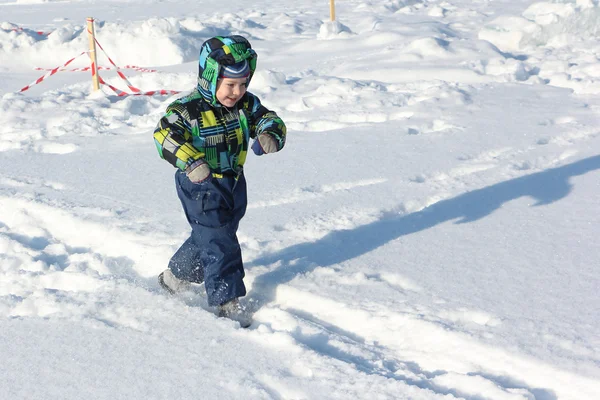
top-left (168, 170), bottom-right (247, 306)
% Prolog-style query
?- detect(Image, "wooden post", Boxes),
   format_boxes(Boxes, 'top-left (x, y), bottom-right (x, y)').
top-left (86, 17), bottom-right (100, 92)
top-left (330, 0), bottom-right (336, 21)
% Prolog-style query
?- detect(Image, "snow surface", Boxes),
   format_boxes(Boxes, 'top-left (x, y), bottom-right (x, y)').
top-left (1, 0), bottom-right (599, 399)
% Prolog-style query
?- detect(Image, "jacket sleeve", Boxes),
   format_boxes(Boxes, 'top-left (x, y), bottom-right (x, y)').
top-left (245, 93), bottom-right (287, 151)
top-left (153, 106), bottom-right (205, 170)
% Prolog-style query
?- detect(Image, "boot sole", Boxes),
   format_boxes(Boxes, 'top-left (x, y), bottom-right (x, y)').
top-left (158, 272), bottom-right (176, 295)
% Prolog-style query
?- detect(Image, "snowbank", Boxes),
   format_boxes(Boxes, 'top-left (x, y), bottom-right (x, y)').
top-left (479, 0), bottom-right (600, 93)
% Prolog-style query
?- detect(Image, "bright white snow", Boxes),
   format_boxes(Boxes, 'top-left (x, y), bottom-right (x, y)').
top-left (1, 0), bottom-right (599, 399)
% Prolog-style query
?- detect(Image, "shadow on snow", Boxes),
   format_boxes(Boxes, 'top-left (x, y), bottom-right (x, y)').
top-left (243, 156), bottom-right (600, 400)
top-left (248, 155), bottom-right (600, 302)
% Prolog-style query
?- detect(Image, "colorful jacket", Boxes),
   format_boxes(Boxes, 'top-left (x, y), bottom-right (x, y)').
top-left (153, 36), bottom-right (286, 175)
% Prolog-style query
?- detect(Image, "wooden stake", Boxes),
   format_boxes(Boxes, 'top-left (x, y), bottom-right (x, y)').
top-left (330, 0), bottom-right (336, 21)
top-left (86, 17), bottom-right (100, 92)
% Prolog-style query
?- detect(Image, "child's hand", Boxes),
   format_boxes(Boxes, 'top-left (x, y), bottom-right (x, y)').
top-left (252, 133), bottom-right (277, 156)
top-left (185, 159), bottom-right (211, 183)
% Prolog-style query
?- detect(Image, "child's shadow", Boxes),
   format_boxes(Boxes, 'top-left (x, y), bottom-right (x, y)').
top-left (247, 155), bottom-right (600, 309)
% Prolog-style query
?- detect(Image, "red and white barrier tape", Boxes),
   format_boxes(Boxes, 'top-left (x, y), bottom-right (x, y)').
top-left (91, 33), bottom-right (180, 97)
top-left (17, 27), bottom-right (179, 96)
top-left (98, 76), bottom-right (180, 97)
top-left (34, 65), bottom-right (158, 73)
top-left (5, 25), bottom-right (53, 36)
top-left (90, 33), bottom-right (141, 94)
top-left (19, 51), bottom-right (89, 93)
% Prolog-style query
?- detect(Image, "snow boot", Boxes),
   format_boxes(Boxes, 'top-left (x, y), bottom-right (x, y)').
top-left (158, 269), bottom-right (192, 294)
top-left (217, 298), bottom-right (252, 328)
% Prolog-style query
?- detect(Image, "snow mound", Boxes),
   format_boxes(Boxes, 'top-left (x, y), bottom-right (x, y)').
top-left (478, 0), bottom-right (600, 93)
top-left (317, 20), bottom-right (353, 39)
top-left (480, 0), bottom-right (600, 51)
top-left (0, 14), bottom-right (267, 70)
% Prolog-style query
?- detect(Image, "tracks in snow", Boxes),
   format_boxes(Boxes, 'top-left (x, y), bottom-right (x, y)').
top-left (255, 285), bottom-right (599, 400)
top-left (1, 103), bottom-right (598, 398)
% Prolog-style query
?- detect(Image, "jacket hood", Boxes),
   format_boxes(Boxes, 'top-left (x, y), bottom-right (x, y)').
top-left (197, 35), bottom-right (257, 107)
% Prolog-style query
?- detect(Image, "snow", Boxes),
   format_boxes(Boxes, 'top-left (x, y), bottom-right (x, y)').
top-left (1, 0), bottom-right (599, 399)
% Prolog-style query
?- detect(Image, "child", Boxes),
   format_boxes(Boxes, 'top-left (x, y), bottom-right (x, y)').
top-left (153, 35), bottom-right (286, 327)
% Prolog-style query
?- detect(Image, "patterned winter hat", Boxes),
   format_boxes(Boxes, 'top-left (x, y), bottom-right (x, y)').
top-left (197, 35), bottom-right (257, 106)
top-left (219, 60), bottom-right (250, 79)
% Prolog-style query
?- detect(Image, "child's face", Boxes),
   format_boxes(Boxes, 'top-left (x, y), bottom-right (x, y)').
top-left (216, 77), bottom-right (247, 107)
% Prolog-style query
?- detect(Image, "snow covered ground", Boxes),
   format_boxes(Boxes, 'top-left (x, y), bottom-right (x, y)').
top-left (1, 0), bottom-right (599, 398)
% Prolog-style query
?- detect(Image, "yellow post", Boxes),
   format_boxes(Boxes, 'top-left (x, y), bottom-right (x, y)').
top-left (330, 0), bottom-right (336, 21)
top-left (86, 17), bottom-right (100, 92)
